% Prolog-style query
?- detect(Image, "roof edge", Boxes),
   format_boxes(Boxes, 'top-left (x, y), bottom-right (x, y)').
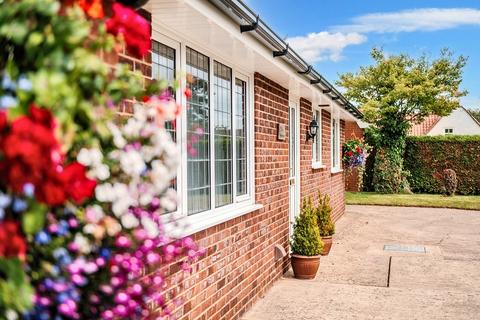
top-left (207, 0), bottom-right (363, 120)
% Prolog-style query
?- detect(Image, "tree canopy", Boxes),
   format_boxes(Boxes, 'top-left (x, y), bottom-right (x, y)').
top-left (338, 48), bottom-right (467, 127)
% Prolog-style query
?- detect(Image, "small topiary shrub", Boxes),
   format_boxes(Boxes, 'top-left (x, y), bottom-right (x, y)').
top-left (291, 197), bottom-right (324, 256)
top-left (316, 193), bottom-right (335, 237)
top-left (443, 169), bottom-right (458, 196)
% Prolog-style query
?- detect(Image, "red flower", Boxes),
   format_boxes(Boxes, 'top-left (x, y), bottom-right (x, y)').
top-left (346, 151), bottom-right (354, 157)
top-left (356, 146), bottom-right (362, 154)
top-left (0, 105), bottom-right (96, 206)
top-left (61, 162), bottom-right (97, 204)
top-left (106, 3), bottom-right (151, 58)
top-left (76, 0), bottom-right (104, 18)
top-left (184, 88), bottom-right (192, 99)
top-left (0, 111), bottom-right (6, 132)
top-left (0, 221), bottom-right (27, 261)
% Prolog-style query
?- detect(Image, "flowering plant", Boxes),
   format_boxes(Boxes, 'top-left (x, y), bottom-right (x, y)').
top-left (0, 0), bottom-right (202, 319)
top-left (342, 139), bottom-right (370, 170)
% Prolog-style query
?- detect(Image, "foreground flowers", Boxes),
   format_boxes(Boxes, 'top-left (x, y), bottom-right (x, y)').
top-left (0, 0), bottom-right (202, 318)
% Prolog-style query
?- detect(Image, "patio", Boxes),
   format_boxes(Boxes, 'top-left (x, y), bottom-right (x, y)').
top-left (243, 205), bottom-right (480, 320)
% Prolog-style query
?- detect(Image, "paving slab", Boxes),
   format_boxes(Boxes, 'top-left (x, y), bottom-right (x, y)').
top-left (243, 205), bottom-right (480, 320)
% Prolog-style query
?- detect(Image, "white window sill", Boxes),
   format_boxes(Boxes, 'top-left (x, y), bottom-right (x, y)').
top-left (331, 168), bottom-right (344, 174)
top-left (311, 162), bottom-right (326, 170)
top-left (163, 203), bottom-right (263, 238)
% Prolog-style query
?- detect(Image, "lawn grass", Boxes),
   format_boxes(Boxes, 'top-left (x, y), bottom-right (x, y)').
top-left (346, 192), bottom-right (480, 211)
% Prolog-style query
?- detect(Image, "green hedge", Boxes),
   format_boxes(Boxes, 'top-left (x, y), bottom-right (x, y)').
top-left (404, 135), bottom-right (480, 195)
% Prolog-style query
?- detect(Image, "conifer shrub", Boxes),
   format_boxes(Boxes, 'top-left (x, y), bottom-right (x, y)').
top-left (316, 193), bottom-right (335, 237)
top-left (291, 197), bottom-right (324, 256)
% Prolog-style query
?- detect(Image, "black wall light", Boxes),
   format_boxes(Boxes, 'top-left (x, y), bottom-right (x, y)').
top-left (307, 117), bottom-right (319, 141)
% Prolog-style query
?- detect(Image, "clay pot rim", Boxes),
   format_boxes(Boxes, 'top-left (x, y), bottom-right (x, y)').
top-left (321, 235), bottom-right (333, 239)
top-left (291, 254), bottom-right (321, 259)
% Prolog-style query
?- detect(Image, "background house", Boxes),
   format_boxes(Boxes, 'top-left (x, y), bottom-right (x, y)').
top-left (409, 107), bottom-right (480, 136)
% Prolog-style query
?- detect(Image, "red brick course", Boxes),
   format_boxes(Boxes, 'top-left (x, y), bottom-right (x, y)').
top-left (299, 98), bottom-right (346, 221)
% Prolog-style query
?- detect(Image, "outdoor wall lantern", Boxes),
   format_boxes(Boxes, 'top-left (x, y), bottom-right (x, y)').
top-left (307, 117), bottom-right (319, 142)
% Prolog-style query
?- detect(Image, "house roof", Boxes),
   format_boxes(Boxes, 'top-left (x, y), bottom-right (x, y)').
top-left (409, 115), bottom-right (442, 136)
top-left (409, 107), bottom-right (480, 136)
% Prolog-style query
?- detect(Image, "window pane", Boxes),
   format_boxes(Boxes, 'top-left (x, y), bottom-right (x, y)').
top-left (187, 47), bottom-right (211, 215)
top-left (152, 40), bottom-right (178, 212)
top-left (214, 61), bottom-right (233, 207)
top-left (235, 79), bottom-right (248, 196)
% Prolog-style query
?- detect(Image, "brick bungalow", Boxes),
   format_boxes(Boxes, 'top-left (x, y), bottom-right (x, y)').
top-left (117, 0), bottom-right (363, 318)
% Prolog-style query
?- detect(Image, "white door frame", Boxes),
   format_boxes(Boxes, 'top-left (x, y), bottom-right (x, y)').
top-left (288, 101), bottom-right (301, 237)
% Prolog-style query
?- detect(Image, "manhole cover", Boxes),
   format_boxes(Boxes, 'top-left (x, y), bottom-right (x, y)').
top-left (383, 244), bottom-right (426, 253)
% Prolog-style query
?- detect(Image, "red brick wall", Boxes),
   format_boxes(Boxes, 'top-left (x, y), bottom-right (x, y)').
top-left (110, 17), bottom-right (348, 316)
top-left (344, 121), bottom-right (364, 192)
top-left (299, 99), bottom-right (345, 221)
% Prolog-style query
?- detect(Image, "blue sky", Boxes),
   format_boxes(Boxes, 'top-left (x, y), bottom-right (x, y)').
top-left (245, 0), bottom-right (480, 108)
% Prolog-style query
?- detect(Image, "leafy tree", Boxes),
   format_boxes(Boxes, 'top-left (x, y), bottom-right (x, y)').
top-left (337, 48), bottom-right (467, 193)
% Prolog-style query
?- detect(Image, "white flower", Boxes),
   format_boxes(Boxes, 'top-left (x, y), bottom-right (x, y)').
top-left (107, 122), bottom-right (127, 148)
top-left (119, 149), bottom-right (146, 177)
top-left (93, 164), bottom-right (110, 180)
top-left (140, 145), bottom-right (156, 163)
top-left (77, 148), bottom-right (103, 166)
top-left (141, 216), bottom-right (159, 238)
top-left (74, 234), bottom-right (92, 254)
top-left (121, 213), bottom-right (139, 229)
top-left (95, 183), bottom-right (114, 202)
top-left (150, 160), bottom-right (171, 192)
top-left (5, 309), bottom-right (18, 320)
top-left (123, 117), bottom-right (143, 138)
top-left (139, 191), bottom-right (153, 206)
top-left (160, 188), bottom-right (178, 212)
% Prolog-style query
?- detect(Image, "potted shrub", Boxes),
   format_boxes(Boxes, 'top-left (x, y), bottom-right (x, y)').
top-left (316, 193), bottom-right (335, 255)
top-left (290, 197), bottom-right (324, 279)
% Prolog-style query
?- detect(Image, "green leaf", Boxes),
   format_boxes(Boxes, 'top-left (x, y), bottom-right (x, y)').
top-left (22, 202), bottom-right (47, 235)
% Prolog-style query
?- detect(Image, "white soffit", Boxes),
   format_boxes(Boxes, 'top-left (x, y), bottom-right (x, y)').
top-left (145, 0), bottom-right (348, 114)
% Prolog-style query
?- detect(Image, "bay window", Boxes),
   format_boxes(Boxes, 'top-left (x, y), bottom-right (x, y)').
top-left (151, 36), bottom-right (253, 222)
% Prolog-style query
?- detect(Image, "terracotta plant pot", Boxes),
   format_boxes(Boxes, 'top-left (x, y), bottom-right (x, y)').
top-left (291, 254), bottom-right (321, 279)
top-left (321, 236), bottom-right (333, 256)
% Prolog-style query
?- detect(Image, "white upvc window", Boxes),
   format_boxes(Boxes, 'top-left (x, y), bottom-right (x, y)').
top-left (151, 31), bottom-right (257, 235)
top-left (444, 128), bottom-right (454, 134)
top-left (331, 115), bottom-right (341, 172)
top-left (312, 108), bottom-right (324, 169)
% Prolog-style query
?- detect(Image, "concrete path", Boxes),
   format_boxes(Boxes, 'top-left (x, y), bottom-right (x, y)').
top-left (243, 205), bottom-right (480, 320)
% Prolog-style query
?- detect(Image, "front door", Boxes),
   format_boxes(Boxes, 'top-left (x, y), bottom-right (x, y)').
top-left (288, 102), bottom-right (299, 237)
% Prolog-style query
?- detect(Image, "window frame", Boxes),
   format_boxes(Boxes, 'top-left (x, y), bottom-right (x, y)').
top-left (331, 115), bottom-right (341, 173)
top-left (311, 107), bottom-right (324, 169)
top-left (151, 29), bottom-right (256, 229)
top-left (444, 128), bottom-right (454, 134)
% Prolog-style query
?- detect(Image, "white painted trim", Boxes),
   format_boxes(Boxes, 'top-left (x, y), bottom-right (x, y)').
top-left (164, 203), bottom-right (263, 238)
top-left (151, 30), bottom-right (256, 231)
top-left (331, 115), bottom-right (341, 171)
top-left (312, 163), bottom-right (326, 170)
top-left (311, 106), bottom-right (323, 167)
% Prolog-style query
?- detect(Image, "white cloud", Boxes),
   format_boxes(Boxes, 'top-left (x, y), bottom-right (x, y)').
top-left (334, 8), bottom-right (480, 34)
top-left (286, 32), bottom-right (366, 63)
